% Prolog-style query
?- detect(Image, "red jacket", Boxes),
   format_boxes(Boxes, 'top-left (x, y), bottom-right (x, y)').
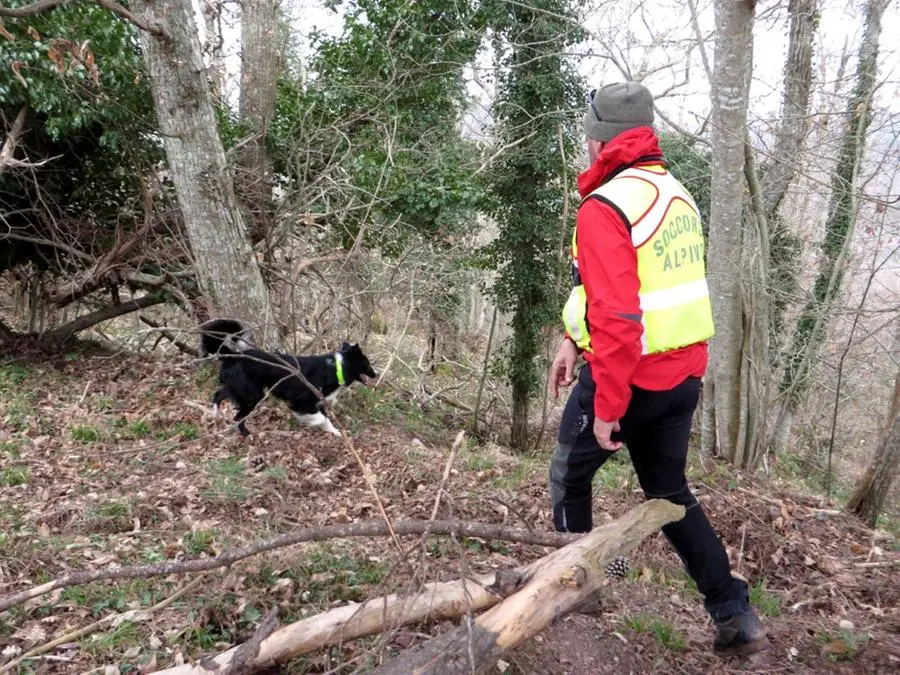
top-left (572, 127), bottom-right (708, 422)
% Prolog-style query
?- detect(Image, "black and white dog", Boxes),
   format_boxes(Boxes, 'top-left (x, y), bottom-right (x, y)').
top-left (199, 318), bottom-right (377, 437)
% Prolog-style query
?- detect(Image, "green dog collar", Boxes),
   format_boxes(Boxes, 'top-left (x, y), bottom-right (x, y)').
top-left (335, 352), bottom-right (345, 386)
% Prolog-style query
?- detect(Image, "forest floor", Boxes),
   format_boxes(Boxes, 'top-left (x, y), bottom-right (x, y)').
top-left (0, 343), bottom-right (898, 674)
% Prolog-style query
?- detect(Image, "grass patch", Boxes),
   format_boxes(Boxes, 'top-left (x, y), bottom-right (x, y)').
top-left (71, 425), bottom-right (101, 443)
top-left (819, 628), bottom-right (869, 662)
top-left (0, 363), bottom-right (31, 386)
top-left (623, 613), bottom-right (687, 651)
top-left (84, 499), bottom-right (133, 533)
top-left (649, 618), bottom-right (687, 651)
top-left (491, 453), bottom-right (541, 489)
top-left (155, 421), bottom-right (200, 441)
top-left (83, 619), bottom-right (145, 657)
top-left (749, 579), bottom-right (782, 617)
top-left (595, 453), bottom-right (633, 491)
top-left (341, 386), bottom-right (450, 444)
top-left (128, 419), bottom-right (153, 437)
top-left (91, 395), bottom-right (122, 412)
top-left (1, 466), bottom-right (29, 486)
top-left (202, 457), bottom-right (248, 501)
top-left (259, 464), bottom-right (288, 482)
top-left (61, 579), bottom-right (161, 617)
top-left (463, 453), bottom-right (496, 473)
top-left (288, 545), bottom-right (391, 604)
top-left (0, 439), bottom-right (22, 459)
top-left (184, 530), bottom-right (217, 555)
top-left (3, 399), bottom-right (31, 430)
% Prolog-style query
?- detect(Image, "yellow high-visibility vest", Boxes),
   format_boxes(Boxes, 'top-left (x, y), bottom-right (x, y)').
top-left (562, 164), bottom-right (715, 355)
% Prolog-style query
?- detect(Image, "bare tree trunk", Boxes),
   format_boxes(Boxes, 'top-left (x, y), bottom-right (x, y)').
top-left (846, 330), bottom-right (900, 526)
top-left (200, 0), bottom-right (227, 101)
top-left (700, 374), bottom-right (717, 455)
top-left (238, 0), bottom-right (280, 248)
top-left (706, 0), bottom-right (756, 462)
top-left (132, 0), bottom-right (270, 326)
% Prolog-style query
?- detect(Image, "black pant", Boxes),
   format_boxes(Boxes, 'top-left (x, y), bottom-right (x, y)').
top-left (549, 365), bottom-right (749, 620)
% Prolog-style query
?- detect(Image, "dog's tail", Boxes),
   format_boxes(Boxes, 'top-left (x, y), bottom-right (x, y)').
top-left (199, 318), bottom-right (254, 357)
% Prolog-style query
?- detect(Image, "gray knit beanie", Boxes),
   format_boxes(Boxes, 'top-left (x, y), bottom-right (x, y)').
top-left (584, 81), bottom-right (654, 142)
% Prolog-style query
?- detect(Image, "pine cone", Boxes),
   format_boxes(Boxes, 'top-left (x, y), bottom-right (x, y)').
top-left (605, 555), bottom-right (629, 580)
top-left (249, 455), bottom-right (268, 472)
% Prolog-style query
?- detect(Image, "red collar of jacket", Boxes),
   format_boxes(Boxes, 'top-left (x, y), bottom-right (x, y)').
top-left (577, 126), bottom-right (665, 198)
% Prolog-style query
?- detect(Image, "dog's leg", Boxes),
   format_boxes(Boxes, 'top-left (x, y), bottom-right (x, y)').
top-left (293, 411), bottom-right (342, 437)
top-left (212, 388), bottom-right (228, 418)
top-left (234, 406), bottom-right (253, 436)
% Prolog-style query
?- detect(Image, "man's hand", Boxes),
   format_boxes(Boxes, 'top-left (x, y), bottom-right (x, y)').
top-left (594, 417), bottom-right (623, 451)
top-left (549, 338), bottom-right (578, 399)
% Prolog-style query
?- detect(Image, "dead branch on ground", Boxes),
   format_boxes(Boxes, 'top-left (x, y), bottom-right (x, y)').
top-left (0, 575), bottom-right (207, 674)
top-left (0, 519), bottom-right (578, 614)
top-left (150, 500), bottom-right (683, 674)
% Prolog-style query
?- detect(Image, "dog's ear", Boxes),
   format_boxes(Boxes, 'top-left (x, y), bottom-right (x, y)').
top-left (340, 341), bottom-right (351, 352)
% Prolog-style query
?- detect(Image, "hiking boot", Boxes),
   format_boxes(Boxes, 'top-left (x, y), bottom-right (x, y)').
top-left (713, 608), bottom-right (769, 657)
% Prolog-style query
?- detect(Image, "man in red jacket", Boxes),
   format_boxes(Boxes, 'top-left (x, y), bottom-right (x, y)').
top-left (549, 81), bottom-right (768, 656)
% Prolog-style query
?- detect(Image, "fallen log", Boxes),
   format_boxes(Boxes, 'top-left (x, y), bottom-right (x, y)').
top-left (150, 500), bottom-right (683, 674)
top-left (371, 499), bottom-right (684, 674)
top-left (153, 571), bottom-right (506, 674)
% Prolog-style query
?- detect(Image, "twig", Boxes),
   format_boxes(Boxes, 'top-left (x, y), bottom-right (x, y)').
top-left (139, 315), bottom-right (199, 356)
top-left (339, 435), bottom-right (403, 554)
top-left (0, 574), bottom-right (206, 674)
top-left (0, 519), bottom-right (577, 614)
top-left (852, 560), bottom-right (898, 569)
top-left (430, 431), bottom-right (465, 522)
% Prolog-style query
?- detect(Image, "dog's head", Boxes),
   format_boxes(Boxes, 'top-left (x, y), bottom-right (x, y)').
top-left (339, 341), bottom-right (377, 385)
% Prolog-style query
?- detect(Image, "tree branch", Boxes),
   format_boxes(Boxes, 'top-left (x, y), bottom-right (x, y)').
top-left (0, 519), bottom-right (579, 614)
top-left (0, 0), bottom-right (68, 18)
top-left (0, 0), bottom-right (165, 36)
top-left (43, 293), bottom-right (167, 342)
top-left (0, 107), bottom-right (27, 173)
top-left (0, 108), bottom-right (55, 173)
top-left (93, 0), bottom-right (163, 35)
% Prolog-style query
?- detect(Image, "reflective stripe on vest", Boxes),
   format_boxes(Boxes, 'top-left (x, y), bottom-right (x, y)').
top-left (561, 165), bottom-right (715, 355)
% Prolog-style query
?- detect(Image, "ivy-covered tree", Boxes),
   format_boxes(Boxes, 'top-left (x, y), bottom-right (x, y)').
top-left (771, 0), bottom-right (888, 454)
top-left (481, 0), bottom-right (584, 451)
